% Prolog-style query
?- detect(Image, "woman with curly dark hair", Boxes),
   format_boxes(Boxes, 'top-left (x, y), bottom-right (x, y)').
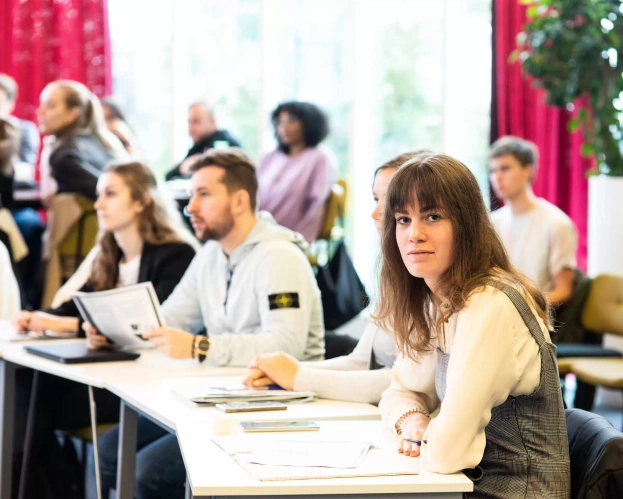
top-left (258, 101), bottom-right (338, 242)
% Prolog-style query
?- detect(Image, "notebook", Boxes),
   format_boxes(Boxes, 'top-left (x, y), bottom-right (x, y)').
top-left (25, 343), bottom-right (141, 364)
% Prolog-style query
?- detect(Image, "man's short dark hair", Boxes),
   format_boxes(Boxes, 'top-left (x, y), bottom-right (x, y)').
top-left (0, 74), bottom-right (18, 102)
top-left (489, 136), bottom-right (539, 180)
top-left (189, 148), bottom-right (258, 211)
top-left (271, 101), bottom-right (329, 153)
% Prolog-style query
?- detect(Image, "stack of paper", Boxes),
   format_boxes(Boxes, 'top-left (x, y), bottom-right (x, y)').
top-left (212, 436), bottom-right (420, 481)
top-left (171, 384), bottom-right (315, 405)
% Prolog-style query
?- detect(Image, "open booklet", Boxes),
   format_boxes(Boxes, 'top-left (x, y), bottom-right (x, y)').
top-left (171, 382), bottom-right (315, 405)
top-left (72, 282), bottom-right (164, 350)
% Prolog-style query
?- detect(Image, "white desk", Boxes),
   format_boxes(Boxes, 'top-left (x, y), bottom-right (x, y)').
top-left (106, 376), bottom-right (380, 431)
top-left (105, 375), bottom-right (380, 498)
top-left (178, 420), bottom-right (473, 498)
top-left (0, 343), bottom-right (471, 499)
top-left (0, 342), bottom-right (382, 499)
top-left (0, 341), bottom-right (242, 499)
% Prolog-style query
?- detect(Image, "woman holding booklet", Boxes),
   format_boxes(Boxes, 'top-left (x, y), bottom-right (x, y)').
top-left (13, 161), bottom-right (197, 497)
top-left (376, 153), bottom-right (569, 497)
top-left (15, 160), bottom-right (197, 336)
top-left (245, 152), bottom-right (426, 404)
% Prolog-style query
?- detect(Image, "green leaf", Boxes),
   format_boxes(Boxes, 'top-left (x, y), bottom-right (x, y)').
top-left (520, 0), bottom-right (535, 4)
top-left (579, 109), bottom-right (589, 124)
top-left (568, 119), bottom-right (580, 132)
top-left (527, 6), bottom-right (540, 18)
top-left (508, 51), bottom-right (520, 64)
top-left (581, 144), bottom-right (596, 157)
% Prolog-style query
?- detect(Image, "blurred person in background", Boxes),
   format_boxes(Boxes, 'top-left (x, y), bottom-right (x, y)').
top-left (102, 98), bottom-right (139, 156)
top-left (165, 101), bottom-right (241, 180)
top-left (258, 101), bottom-right (337, 243)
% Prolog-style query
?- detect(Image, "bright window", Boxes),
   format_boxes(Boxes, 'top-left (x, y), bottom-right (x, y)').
top-left (109, 0), bottom-right (492, 288)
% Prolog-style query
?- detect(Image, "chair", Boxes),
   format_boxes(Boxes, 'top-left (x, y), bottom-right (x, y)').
top-left (565, 408), bottom-right (623, 498)
top-left (57, 196), bottom-right (98, 280)
top-left (42, 194), bottom-right (99, 307)
top-left (557, 275), bottom-right (623, 361)
top-left (318, 180), bottom-right (347, 241)
top-left (558, 275), bottom-right (623, 409)
top-left (308, 181), bottom-right (347, 267)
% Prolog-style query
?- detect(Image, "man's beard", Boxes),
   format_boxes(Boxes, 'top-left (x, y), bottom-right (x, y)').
top-left (195, 212), bottom-right (235, 242)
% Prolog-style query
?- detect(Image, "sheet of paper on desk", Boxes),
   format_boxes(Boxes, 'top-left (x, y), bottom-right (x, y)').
top-left (212, 437), bottom-right (420, 481)
top-left (0, 321), bottom-right (77, 342)
top-left (72, 282), bottom-right (162, 349)
top-left (239, 441), bottom-right (371, 468)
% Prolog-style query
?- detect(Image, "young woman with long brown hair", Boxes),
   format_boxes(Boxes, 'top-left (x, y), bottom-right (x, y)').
top-left (16, 160), bottom-right (197, 335)
top-left (12, 160), bottom-right (197, 497)
top-left (377, 153), bottom-right (570, 498)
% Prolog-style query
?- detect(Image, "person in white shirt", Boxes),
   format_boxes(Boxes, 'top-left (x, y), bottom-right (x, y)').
top-left (244, 152), bottom-right (426, 404)
top-left (91, 148), bottom-right (324, 499)
top-left (0, 239), bottom-right (20, 320)
top-left (489, 136), bottom-right (578, 306)
top-left (377, 153), bottom-right (570, 498)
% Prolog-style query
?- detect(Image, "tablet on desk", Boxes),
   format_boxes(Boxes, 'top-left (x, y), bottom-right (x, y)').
top-left (25, 343), bottom-right (140, 364)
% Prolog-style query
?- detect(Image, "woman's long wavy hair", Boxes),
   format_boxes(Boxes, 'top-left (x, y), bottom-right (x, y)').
top-left (373, 153), bottom-right (549, 357)
top-left (87, 161), bottom-right (197, 291)
top-left (43, 80), bottom-right (126, 156)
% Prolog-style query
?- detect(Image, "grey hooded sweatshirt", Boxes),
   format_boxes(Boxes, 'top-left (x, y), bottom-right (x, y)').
top-left (161, 214), bottom-right (325, 366)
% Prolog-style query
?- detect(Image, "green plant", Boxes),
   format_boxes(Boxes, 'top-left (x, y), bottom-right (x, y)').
top-left (513, 0), bottom-right (623, 176)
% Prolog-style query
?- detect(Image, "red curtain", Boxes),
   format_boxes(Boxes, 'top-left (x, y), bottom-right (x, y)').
top-left (494, 0), bottom-right (590, 271)
top-left (0, 0), bottom-right (112, 123)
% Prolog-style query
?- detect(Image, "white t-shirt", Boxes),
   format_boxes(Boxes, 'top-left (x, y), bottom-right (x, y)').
top-left (491, 198), bottom-right (578, 291)
top-left (117, 256), bottom-right (141, 288)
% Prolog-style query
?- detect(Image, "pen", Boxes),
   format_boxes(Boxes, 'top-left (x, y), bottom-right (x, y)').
top-left (403, 438), bottom-right (422, 446)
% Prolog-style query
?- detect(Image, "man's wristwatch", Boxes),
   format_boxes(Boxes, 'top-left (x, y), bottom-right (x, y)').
top-left (194, 336), bottom-right (210, 363)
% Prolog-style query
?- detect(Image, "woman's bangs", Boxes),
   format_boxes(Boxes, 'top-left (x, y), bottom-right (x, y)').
top-left (387, 162), bottom-right (445, 215)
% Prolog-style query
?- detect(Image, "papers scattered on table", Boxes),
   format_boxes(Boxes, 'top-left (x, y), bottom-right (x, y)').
top-left (212, 436), bottom-right (420, 481)
top-left (72, 282), bottom-right (162, 349)
top-left (238, 440), bottom-right (371, 468)
top-left (171, 381), bottom-right (315, 405)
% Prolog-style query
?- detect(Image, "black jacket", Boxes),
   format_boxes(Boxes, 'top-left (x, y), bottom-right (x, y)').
top-left (165, 130), bottom-right (241, 180)
top-left (46, 241), bottom-right (196, 335)
top-left (49, 134), bottom-right (118, 200)
top-left (0, 172), bottom-right (13, 208)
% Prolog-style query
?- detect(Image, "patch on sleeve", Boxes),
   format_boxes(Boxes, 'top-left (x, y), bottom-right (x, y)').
top-left (268, 293), bottom-right (300, 310)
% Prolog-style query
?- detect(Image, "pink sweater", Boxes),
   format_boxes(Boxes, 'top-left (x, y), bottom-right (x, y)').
top-left (258, 147), bottom-right (338, 242)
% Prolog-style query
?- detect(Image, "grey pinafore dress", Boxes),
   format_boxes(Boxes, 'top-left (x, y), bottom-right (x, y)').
top-left (435, 282), bottom-right (570, 498)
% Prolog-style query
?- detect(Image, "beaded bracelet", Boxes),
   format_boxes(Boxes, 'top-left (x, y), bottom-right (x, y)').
top-left (395, 408), bottom-right (430, 435)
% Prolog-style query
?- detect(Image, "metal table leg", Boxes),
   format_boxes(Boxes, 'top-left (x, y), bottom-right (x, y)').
top-left (116, 401), bottom-right (138, 499)
top-left (0, 360), bottom-right (16, 499)
top-left (17, 370), bottom-right (39, 499)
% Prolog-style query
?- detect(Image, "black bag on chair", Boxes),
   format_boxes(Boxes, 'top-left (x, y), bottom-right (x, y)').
top-left (316, 241), bottom-right (369, 331)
